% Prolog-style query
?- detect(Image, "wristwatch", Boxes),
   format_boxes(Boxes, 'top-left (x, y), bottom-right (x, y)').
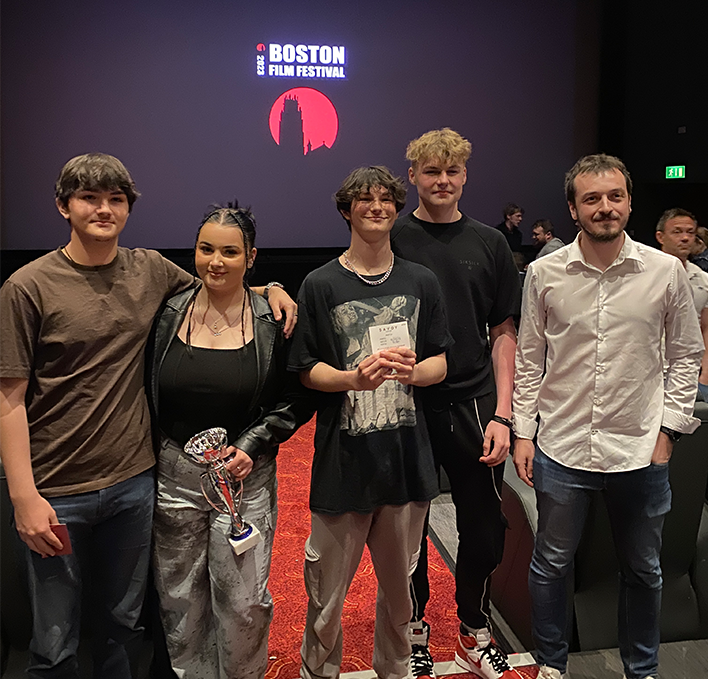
top-left (659, 426), bottom-right (682, 443)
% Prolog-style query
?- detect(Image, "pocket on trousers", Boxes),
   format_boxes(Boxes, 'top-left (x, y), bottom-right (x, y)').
top-left (645, 464), bottom-right (672, 517)
top-left (303, 537), bottom-right (323, 609)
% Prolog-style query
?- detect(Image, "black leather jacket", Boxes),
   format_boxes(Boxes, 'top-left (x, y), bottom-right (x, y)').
top-left (148, 286), bottom-right (314, 461)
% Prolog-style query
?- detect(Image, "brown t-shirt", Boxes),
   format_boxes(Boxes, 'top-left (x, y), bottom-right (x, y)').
top-left (0, 247), bottom-right (194, 497)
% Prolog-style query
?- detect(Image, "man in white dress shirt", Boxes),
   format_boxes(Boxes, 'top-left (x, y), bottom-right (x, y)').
top-left (512, 154), bottom-right (703, 679)
top-left (655, 208), bottom-right (708, 401)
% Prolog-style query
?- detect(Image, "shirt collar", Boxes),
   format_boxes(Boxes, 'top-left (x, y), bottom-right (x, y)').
top-left (686, 261), bottom-right (703, 280)
top-left (566, 231), bottom-right (645, 273)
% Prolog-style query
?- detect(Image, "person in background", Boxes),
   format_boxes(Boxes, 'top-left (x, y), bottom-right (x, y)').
top-left (391, 128), bottom-right (522, 679)
top-left (655, 208), bottom-right (708, 401)
top-left (531, 220), bottom-right (565, 259)
top-left (496, 203), bottom-right (524, 253)
top-left (690, 225), bottom-right (708, 273)
top-left (149, 202), bottom-right (313, 678)
top-left (514, 154), bottom-right (703, 679)
top-left (290, 166), bottom-right (452, 679)
top-left (0, 154), bottom-right (297, 678)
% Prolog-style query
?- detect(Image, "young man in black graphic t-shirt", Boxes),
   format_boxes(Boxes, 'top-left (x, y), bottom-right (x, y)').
top-left (289, 166), bottom-right (452, 679)
top-left (390, 129), bottom-right (522, 679)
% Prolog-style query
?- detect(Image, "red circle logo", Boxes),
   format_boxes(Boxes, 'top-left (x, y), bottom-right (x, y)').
top-left (269, 87), bottom-right (338, 156)
top-left (256, 43), bottom-right (266, 52)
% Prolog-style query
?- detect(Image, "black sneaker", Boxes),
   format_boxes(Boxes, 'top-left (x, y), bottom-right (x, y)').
top-left (408, 620), bottom-right (436, 679)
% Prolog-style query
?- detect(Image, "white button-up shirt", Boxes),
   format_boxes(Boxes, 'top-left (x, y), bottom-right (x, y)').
top-left (687, 261), bottom-right (708, 318)
top-left (513, 233), bottom-right (703, 472)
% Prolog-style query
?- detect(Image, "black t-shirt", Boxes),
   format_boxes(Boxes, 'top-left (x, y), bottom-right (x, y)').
top-left (288, 257), bottom-right (453, 515)
top-left (158, 337), bottom-right (258, 447)
top-left (495, 222), bottom-right (523, 252)
top-left (391, 213), bottom-right (521, 400)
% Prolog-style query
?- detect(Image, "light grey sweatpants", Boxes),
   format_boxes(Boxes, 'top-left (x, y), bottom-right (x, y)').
top-left (300, 502), bottom-right (429, 679)
top-left (153, 437), bottom-right (277, 679)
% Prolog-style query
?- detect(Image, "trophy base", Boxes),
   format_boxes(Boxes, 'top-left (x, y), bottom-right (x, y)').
top-left (228, 523), bottom-right (262, 555)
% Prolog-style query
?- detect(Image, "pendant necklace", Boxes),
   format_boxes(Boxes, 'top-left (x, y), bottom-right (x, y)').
top-left (198, 292), bottom-right (247, 343)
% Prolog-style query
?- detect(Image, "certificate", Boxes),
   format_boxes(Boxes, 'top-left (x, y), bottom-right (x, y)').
top-left (368, 321), bottom-right (411, 353)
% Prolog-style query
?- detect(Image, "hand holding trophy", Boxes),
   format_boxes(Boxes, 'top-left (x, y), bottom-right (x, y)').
top-left (184, 427), bottom-right (262, 555)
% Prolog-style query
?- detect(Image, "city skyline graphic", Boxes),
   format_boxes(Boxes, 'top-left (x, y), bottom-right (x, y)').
top-left (268, 87), bottom-right (338, 155)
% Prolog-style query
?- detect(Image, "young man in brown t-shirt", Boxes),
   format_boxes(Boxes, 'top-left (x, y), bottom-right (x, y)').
top-left (0, 153), bottom-right (295, 677)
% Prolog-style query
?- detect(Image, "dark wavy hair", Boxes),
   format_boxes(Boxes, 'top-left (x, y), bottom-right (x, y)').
top-left (334, 166), bottom-right (406, 229)
top-left (55, 153), bottom-right (140, 211)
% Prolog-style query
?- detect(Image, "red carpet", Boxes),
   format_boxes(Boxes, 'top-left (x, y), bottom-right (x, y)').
top-left (266, 418), bottom-right (460, 679)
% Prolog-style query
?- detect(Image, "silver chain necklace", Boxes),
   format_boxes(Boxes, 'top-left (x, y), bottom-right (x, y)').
top-left (342, 250), bottom-right (394, 286)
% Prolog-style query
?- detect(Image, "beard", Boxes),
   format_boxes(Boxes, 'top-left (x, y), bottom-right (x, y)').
top-left (578, 214), bottom-right (626, 243)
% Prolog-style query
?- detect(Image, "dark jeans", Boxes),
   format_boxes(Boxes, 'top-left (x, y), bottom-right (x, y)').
top-left (410, 391), bottom-right (506, 630)
top-left (529, 449), bottom-right (670, 679)
top-left (21, 469), bottom-right (154, 678)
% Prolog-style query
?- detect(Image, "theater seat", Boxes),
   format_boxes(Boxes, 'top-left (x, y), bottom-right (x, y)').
top-left (490, 401), bottom-right (708, 651)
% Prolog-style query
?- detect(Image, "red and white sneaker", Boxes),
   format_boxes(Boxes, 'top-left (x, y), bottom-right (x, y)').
top-left (455, 626), bottom-right (524, 679)
top-left (408, 620), bottom-right (436, 679)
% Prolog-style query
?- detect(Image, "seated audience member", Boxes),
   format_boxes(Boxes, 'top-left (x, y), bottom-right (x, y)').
top-left (150, 203), bottom-right (313, 679)
top-left (690, 225), bottom-right (708, 273)
top-left (531, 219), bottom-right (565, 259)
top-left (289, 166), bottom-right (452, 679)
top-left (496, 203), bottom-right (524, 253)
top-left (656, 208), bottom-right (708, 400)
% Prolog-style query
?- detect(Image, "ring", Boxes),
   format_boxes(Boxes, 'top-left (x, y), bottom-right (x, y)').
top-left (236, 466), bottom-right (241, 472)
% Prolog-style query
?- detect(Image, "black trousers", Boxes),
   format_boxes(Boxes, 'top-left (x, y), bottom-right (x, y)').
top-left (410, 391), bottom-right (507, 630)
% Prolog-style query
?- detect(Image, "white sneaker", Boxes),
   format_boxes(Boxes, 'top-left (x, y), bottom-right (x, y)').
top-left (537, 666), bottom-right (567, 679)
top-left (455, 626), bottom-right (523, 678)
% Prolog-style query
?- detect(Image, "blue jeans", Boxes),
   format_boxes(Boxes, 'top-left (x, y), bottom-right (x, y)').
top-left (529, 449), bottom-right (671, 679)
top-left (697, 381), bottom-right (708, 402)
top-left (21, 469), bottom-right (155, 678)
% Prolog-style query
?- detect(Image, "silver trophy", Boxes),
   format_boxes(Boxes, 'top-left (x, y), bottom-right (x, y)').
top-left (184, 427), bottom-right (262, 555)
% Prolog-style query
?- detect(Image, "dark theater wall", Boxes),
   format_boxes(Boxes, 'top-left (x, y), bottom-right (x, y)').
top-left (1, 0), bottom-right (596, 259)
top-left (597, 0), bottom-right (707, 243)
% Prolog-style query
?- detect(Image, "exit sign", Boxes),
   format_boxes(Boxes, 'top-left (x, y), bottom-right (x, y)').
top-left (666, 165), bottom-right (686, 179)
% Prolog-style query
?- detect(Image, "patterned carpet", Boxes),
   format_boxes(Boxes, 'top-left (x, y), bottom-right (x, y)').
top-left (266, 418), bottom-right (539, 679)
top-left (266, 418), bottom-right (459, 679)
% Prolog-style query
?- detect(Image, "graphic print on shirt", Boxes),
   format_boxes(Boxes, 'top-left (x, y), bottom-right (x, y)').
top-left (331, 294), bottom-right (419, 436)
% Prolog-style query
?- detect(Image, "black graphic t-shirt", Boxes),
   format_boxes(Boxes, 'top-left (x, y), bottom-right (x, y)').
top-left (390, 213), bottom-right (521, 401)
top-left (288, 257), bottom-right (453, 514)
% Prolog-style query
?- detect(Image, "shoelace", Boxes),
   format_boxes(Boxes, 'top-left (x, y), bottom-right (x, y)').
top-left (478, 643), bottom-right (511, 673)
top-left (410, 645), bottom-right (434, 676)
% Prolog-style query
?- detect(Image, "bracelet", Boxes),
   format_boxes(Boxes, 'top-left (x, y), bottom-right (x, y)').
top-left (491, 415), bottom-right (513, 429)
top-left (264, 281), bottom-right (285, 298)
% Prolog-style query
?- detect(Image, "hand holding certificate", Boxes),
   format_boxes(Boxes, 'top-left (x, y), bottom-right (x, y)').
top-left (366, 321), bottom-right (417, 385)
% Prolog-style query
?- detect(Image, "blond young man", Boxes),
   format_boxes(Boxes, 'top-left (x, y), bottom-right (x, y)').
top-left (389, 129), bottom-right (522, 679)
